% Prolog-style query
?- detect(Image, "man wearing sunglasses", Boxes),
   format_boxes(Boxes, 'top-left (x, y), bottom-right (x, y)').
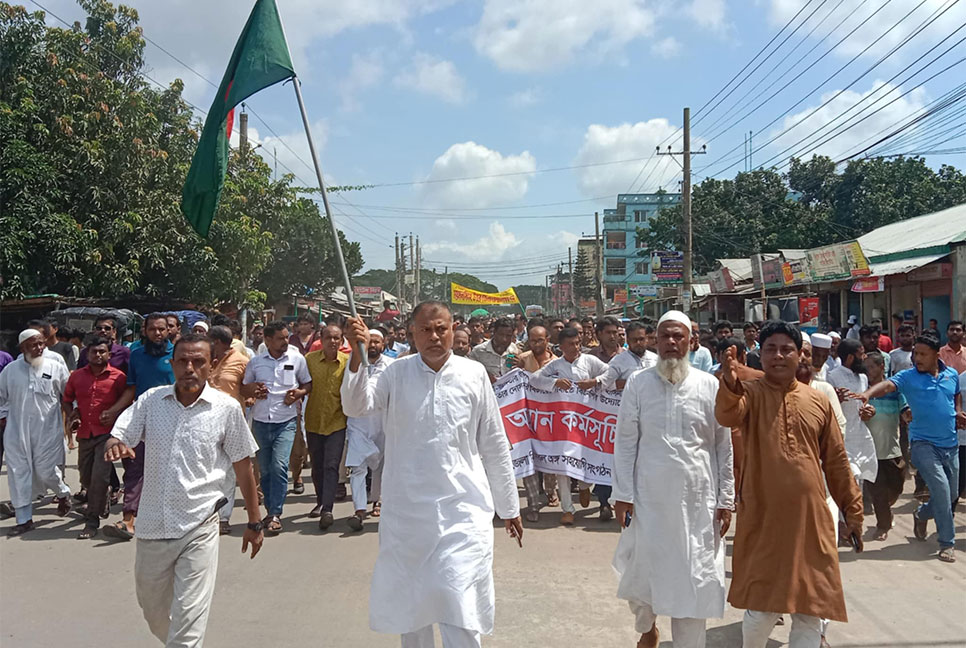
top-left (77, 315), bottom-right (131, 374)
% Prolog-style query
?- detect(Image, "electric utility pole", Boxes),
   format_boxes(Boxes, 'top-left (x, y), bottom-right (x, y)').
top-left (594, 211), bottom-right (604, 316)
top-left (657, 107), bottom-right (705, 314)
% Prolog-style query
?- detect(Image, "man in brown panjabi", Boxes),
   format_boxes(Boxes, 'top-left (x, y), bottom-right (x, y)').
top-left (715, 320), bottom-right (863, 648)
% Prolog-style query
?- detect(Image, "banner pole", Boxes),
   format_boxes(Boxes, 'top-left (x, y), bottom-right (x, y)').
top-left (292, 76), bottom-right (367, 366)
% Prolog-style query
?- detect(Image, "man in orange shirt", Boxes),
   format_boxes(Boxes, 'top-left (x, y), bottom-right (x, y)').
top-left (939, 321), bottom-right (966, 374)
top-left (208, 325), bottom-right (251, 534)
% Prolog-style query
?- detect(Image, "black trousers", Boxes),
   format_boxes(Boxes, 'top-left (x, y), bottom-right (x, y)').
top-left (78, 435), bottom-right (112, 527)
top-left (307, 429), bottom-right (346, 512)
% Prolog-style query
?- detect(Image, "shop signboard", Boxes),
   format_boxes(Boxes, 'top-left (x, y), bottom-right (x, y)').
top-left (806, 241), bottom-right (870, 281)
top-left (627, 283), bottom-right (659, 298)
top-left (352, 286), bottom-right (382, 300)
top-left (799, 297), bottom-right (819, 328)
top-left (851, 276), bottom-right (884, 293)
top-left (613, 289), bottom-right (628, 304)
top-left (781, 259), bottom-right (809, 286)
top-left (651, 250), bottom-right (684, 284)
top-left (708, 267), bottom-right (735, 293)
top-left (906, 262), bottom-right (952, 282)
top-left (752, 254), bottom-right (784, 288)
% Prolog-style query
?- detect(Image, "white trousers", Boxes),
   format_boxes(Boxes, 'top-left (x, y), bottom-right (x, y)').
top-left (135, 514), bottom-right (220, 647)
top-left (558, 475), bottom-right (575, 513)
top-left (349, 462), bottom-right (382, 512)
top-left (742, 610), bottom-right (822, 648)
top-left (630, 601), bottom-right (707, 648)
top-left (400, 624), bottom-right (481, 648)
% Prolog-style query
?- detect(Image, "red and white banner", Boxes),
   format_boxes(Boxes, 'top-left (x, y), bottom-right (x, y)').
top-left (494, 369), bottom-right (622, 486)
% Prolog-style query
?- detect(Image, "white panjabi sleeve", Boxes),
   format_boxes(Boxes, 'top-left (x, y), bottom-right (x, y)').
top-left (475, 370), bottom-right (520, 520)
top-left (611, 370), bottom-right (642, 504)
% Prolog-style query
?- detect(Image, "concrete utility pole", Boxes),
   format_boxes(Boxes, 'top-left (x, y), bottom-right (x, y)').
top-left (394, 234), bottom-right (401, 300)
top-left (408, 233), bottom-right (415, 307)
top-left (415, 236), bottom-right (421, 302)
top-left (594, 211), bottom-right (604, 316)
top-left (444, 266), bottom-right (449, 308)
top-left (400, 239), bottom-right (407, 310)
top-left (239, 104), bottom-right (248, 156)
top-left (657, 107), bottom-right (705, 314)
top-left (568, 247), bottom-right (576, 315)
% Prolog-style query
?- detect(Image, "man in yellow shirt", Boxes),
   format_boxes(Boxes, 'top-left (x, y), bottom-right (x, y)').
top-left (304, 324), bottom-right (349, 529)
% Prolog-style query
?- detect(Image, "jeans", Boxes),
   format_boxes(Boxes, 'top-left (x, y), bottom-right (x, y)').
top-left (594, 484), bottom-right (612, 508)
top-left (910, 440), bottom-right (959, 549)
top-left (252, 419), bottom-right (297, 516)
top-left (78, 435), bottom-right (112, 527)
top-left (307, 429), bottom-right (346, 512)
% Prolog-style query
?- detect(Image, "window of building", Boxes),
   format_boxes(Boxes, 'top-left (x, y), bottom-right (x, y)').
top-left (606, 258), bottom-right (626, 275)
top-left (634, 210), bottom-right (649, 223)
top-left (605, 232), bottom-right (626, 250)
top-left (635, 261), bottom-right (649, 275)
top-left (635, 237), bottom-right (647, 248)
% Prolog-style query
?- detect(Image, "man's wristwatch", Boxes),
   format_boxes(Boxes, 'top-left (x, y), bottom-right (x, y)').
top-left (246, 521), bottom-right (264, 532)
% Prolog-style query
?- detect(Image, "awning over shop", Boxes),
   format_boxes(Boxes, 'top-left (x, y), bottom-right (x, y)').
top-left (867, 253), bottom-right (947, 278)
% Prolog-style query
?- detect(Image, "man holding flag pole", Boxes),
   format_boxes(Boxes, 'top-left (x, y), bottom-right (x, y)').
top-left (160, 0), bottom-right (368, 645)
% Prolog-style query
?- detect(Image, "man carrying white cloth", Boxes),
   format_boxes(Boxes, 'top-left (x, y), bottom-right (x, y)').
top-left (341, 301), bottom-right (523, 648)
top-left (612, 310), bottom-right (735, 648)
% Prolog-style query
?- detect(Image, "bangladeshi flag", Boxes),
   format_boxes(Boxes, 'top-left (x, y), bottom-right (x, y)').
top-left (181, 0), bottom-right (295, 237)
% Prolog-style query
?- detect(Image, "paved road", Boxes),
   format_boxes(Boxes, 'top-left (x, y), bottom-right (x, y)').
top-left (1, 463), bottom-right (964, 647)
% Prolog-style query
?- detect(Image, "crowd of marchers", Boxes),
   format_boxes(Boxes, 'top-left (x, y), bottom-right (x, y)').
top-left (0, 301), bottom-right (962, 648)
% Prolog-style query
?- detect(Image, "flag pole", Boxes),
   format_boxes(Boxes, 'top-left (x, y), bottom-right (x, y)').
top-left (291, 76), bottom-right (368, 366)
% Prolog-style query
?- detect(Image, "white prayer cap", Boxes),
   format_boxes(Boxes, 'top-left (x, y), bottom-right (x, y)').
top-left (192, 321), bottom-right (209, 333)
top-left (829, 330), bottom-right (841, 340)
top-left (368, 328), bottom-right (384, 339)
top-left (801, 332), bottom-right (811, 347)
top-left (811, 333), bottom-right (832, 349)
top-left (657, 310), bottom-right (692, 331)
top-left (19, 328), bottom-right (42, 345)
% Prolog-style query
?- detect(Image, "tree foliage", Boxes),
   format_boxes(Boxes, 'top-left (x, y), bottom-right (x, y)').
top-left (0, 1), bottom-right (362, 306)
top-left (639, 155), bottom-right (966, 274)
top-left (572, 247), bottom-right (595, 300)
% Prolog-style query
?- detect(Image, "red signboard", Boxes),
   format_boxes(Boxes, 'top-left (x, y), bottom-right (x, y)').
top-left (799, 297), bottom-right (819, 327)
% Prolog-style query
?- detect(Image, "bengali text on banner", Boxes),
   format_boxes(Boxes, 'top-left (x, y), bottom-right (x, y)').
top-left (450, 282), bottom-right (520, 306)
top-left (493, 369), bottom-right (621, 486)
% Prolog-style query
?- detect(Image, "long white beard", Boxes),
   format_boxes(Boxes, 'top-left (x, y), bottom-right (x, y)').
top-left (27, 353), bottom-right (44, 370)
top-left (656, 356), bottom-right (690, 384)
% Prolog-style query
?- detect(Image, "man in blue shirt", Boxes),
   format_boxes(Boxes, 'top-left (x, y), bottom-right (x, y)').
top-left (859, 331), bottom-right (964, 563)
top-left (100, 313), bottom-right (175, 540)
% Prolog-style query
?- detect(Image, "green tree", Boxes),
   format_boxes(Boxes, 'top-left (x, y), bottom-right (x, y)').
top-left (572, 247), bottom-right (595, 300)
top-left (0, 1), bottom-right (362, 307)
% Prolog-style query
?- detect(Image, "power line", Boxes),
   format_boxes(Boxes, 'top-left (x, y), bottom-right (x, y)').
top-left (700, 0), bottom-right (946, 177)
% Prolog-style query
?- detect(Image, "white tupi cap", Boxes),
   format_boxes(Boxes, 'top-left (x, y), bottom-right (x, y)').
top-left (368, 329), bottom-right (384, 339)
top-left (810, 333), bottom-right (832, 349)
top-left (657, 310), bottom-right (692, 331)
top-left (193, 321), bottom-right (209, 333)
top-left (19, 328), bottom-right (42, 345)
top-left (829, 330), bottom-right (841, 340)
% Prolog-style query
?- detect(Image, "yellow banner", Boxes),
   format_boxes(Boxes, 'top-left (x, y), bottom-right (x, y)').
top-left (450, 282), bottom-right (520, 306)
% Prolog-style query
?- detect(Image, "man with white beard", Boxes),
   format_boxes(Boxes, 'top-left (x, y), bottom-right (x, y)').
top-left (0, 329), bottom-right (73, 536)
top-left (341, 302), bottom-right (522, 647)
top-left (612, 311), bottom-right (735, 648)
top-left (344, 329), bottom-right (393, 529)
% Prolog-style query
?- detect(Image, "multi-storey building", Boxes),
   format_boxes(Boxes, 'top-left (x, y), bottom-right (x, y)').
top-left (601, 192), bottom-right (681, 294)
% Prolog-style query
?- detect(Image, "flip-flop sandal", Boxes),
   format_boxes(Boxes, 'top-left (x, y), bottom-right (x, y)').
top-left (265, 516), bottom-right (282, 535)
top-left (938, 548), bottom-right (956, 563)
top-left (78, 527), bottom-right (97, 540)
top-left (102, 523), bottom-right (134, 541)
top-left (371, 503), bottom-right (381, 517)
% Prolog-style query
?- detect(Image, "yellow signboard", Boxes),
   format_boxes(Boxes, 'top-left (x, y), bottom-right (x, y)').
top-left (450, 282), bottom-right (520, 306)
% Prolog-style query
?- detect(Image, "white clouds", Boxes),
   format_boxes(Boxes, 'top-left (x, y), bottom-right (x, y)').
top-left (767, 81), bottom-right (928, 161)
top-left (252, 120), bottom-right (329, 183)
top-left (419, 141), bottom-right (536, 209)
top-left (473, 0), bottom-right (656, 72)
top-left (340, 53), bottom-right (385, 112)
top-left (766, 0), bottom-right (966, 62)
top-left (508, 87), bottom-right (543, 107)
top-left (573, 119), bottom-right (686, 196)
top-left (422, 222), bottom-right (522, 260)
top-left (650, 37), bottom-right (682, 59)
top-left (394, 53), bottom-right (468, 104)
top-left (688, 0), bottom-right (730, 35)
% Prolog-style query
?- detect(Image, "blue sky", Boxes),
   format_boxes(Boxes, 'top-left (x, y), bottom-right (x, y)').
top-left (33, 0), bottom-right (966, 287)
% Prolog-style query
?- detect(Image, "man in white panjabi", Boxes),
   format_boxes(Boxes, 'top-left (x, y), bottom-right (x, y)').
top-left (0, 329), bottom-right (73, 536)
top-left (341, 302), bottom-right (523, 648)
top-left (345, 328), bottom-right (393, 525)
top-left (533, 326), bottom-right (610, 525)
top-left (612, 311), bottom-right (735, 648)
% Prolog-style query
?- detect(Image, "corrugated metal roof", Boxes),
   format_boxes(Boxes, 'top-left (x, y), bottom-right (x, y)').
top-left (868, 253), bottom-right (948, 278)
top-left (857, 203), bottom-right (966, 258)
top-left (716, 258), bottom-right (753, 282)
